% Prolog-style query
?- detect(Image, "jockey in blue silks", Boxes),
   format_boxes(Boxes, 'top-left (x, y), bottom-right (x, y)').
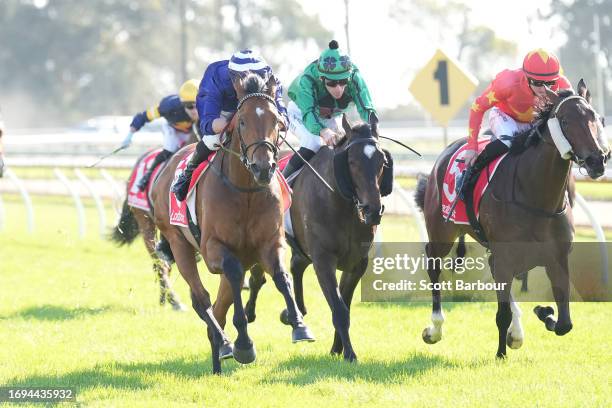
top-left (172, 49), bottom-right (289, 201)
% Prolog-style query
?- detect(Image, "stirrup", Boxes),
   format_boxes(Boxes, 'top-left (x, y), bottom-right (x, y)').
top-left (137, 176), bottom-right (150, 191)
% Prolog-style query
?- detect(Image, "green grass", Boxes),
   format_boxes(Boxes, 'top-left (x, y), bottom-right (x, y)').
top-left (0, 197), bottom-right (611, 407)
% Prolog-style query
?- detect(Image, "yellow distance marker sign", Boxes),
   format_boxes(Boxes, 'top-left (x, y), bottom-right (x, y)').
top-left (409, 49), bottom-right (478, 127)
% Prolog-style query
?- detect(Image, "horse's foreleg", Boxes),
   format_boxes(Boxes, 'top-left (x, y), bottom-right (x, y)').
top-left (212, 276), bottom-right (236, 360)
top-left (260, 246), bottom-right (315, 344)
top-left (245, 264), bottom-right (266, 323)
top-left (280, 254), bottom-right (310, 326)
top-left (310, 250), bottom-right (356, 362)
top-left (170, 235), bottom-right (229, 374)
top-left (219, 250), bottom-right (256, 364)
top-left (330, 257), bottom-right (368, 360)
top-left (542, 257), bottom-right (573, 336)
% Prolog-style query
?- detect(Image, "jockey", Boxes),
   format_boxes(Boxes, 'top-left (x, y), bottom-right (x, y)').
top-left (172, 49), bottom-right (288, 201)
top-left (462, 48), bottom-right (572, 191)
top-left (282, 40), bottom-right (378, 179)
top-left (123, 79), bottom-right (200, 191)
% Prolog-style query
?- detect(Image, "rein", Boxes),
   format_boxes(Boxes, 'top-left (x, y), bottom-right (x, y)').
top-left (215, 92), bottom-right (280, 193)
top-left (503, 95), bottom-right (587, 218)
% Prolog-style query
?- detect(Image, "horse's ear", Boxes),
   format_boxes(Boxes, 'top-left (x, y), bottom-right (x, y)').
top-left (577, 78), bottom-right (591, 103)
top-left (342, 114), bottom-right (352, 137)
top-left (545, 87), bottom-right (559, 105)
top-left (266, 75), bottom-right (277, 97)
top-left (232, 75), bottom-right (246, 99)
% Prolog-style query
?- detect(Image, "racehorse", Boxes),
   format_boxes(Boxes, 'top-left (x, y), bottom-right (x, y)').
top-left (415, 80), bottom-right (609, 359)
top-left (151, 73), bottom-right (314, 374)
top-left (248, 116), bottom-right (394, 361)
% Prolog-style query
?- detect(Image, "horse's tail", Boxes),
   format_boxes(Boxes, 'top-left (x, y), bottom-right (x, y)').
top-left (414, 173), bottom-right (428, 211)
top-left (110, 199), bottom-right (140, 246)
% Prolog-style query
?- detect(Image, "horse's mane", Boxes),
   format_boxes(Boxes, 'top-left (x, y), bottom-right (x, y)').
top-left (240, 72), bottom-right (268, 95)
top-left (509, 88), bottom-right (576, 155)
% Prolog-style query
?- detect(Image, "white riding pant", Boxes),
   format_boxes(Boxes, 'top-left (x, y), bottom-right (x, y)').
top-left (488, 107), bottom-right (532, 147)
top-left (162, 122), bottom-right (191, 153)
top-left (287, 101), bottom-right (341, 153)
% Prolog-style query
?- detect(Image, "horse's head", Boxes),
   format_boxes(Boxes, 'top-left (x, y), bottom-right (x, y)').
top-left (232, 73), bottom-right (283, 185)
top-left (333, 115), bottom-right (393, 225)
top-left (545, 79), bottom-right (610, 179)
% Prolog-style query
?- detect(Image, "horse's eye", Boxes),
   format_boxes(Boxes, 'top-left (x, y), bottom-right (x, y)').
top-left (239, 119), bottom-right (245, 127)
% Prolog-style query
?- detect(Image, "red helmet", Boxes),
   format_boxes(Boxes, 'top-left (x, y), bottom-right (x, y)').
top-left (522, 49), bottom-right (560, 81)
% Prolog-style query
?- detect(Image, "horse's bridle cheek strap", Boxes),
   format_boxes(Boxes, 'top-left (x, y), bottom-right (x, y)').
top-left (547, 117), bottom-right (573, 160)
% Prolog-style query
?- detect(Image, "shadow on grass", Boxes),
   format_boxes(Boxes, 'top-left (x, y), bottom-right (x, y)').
top-left (0, 304), bottom-right (129, 321)
top-left (3, 357), bottom-right (239, 392)
top-left (261, 352), bottom-right (467, 386)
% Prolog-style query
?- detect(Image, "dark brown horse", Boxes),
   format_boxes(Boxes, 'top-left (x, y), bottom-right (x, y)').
top-left (415, 80), bottom-right (609, 358)
top-left (249, 116), bottom-right (393, 361)
top-left (151, 73), bottom-right (314, 374)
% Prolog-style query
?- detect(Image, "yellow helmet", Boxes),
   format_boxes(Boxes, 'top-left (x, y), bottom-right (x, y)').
top-left (179, 79), bottom-right (199, 103)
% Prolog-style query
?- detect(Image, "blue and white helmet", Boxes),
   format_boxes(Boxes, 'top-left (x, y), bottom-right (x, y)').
top-left (228, 49), bottom-right (272, 81)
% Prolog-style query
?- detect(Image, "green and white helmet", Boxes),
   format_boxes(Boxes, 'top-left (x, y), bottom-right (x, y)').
top-left (317, 40), bottom-right (352, 80)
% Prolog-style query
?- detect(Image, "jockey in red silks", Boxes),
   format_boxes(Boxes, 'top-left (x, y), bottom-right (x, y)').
top-left (461, 49), bottom-right (572, 192)
top-left (123, 79), bottom-right (200, 191)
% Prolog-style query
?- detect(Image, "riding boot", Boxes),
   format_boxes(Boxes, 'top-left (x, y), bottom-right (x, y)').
top-left (172, 141), bottom-right (214, 201)
top-left (138, 149), bottom-right (173, 191)
top-left (462, 138), bottom-right (509, 194)
top-left (282, 147), bottom-right (315, 179)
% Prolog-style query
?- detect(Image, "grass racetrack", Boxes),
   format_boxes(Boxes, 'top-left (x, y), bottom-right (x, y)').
top-left (1, 195), bottom-right (610, 407)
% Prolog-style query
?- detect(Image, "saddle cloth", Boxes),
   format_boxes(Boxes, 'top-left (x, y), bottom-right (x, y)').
top-left (127, 148), bottom-right (165, 212)
top-left (441, 139), bottom-right (507, 224)
top-left (169, 150), bottom-right (292, 228)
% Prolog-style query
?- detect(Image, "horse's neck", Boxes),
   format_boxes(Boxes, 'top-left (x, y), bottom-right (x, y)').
top-left (514, 135), bottom-right (571, 212)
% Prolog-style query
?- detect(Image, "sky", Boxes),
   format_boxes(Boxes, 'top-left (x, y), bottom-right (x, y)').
top-left (300, 0), bottom-right (562, 109)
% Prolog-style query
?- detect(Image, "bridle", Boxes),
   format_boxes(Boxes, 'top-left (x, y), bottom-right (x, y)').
top-left (214, 92), bottom-right (281, 192)
top-left (225, 92), bottom-right (280, 167)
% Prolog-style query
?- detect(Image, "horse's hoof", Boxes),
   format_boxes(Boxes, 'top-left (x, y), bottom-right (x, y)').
top-left (496, 352), bottom-right (507, 359)
top-left (171, 302), bottom-right (187, 312)
top-left (533, 305), bottom-right (555, 320)
top-left (555, 322), bottom-right (573, 336)
top-left (233, 344), bottom-right (256, 364)
top-left (292, 325), bottom-right (315, 343)
top-left (506, 332), bottom-right (523, 349)
top-left (219, 342), bottom-right (234, 360)
top-left (344, 352), bottom-right (358, 363)
top-left (280, 309), bottom-right (291, 326)
top-left (422, 327), bottom-right (441, 344)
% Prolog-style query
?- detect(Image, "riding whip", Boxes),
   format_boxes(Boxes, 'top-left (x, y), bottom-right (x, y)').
top-left (278, 132), bottom-right (335, 193)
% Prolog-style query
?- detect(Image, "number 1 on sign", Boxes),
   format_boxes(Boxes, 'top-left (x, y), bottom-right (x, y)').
top-left (434, 60), bottom-right (449, 105)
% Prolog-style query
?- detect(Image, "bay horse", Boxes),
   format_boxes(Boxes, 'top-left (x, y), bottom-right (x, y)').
top-left (249, 116), bottom-right (394, 361)
top-left (151, 73), bottom-right (314, 374)
top-left (111, 132), bottom-right (200, 311)
top-left (415, 80), bottom-right (609, 359)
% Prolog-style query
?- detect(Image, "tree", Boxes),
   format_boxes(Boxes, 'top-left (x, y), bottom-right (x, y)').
top-left (546, 0), bottom-right (611, 113)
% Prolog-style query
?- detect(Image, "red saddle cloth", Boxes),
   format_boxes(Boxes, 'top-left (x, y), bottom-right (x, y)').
top-left (441, 139), bottom-right (507, 224)
top-left (127, 148), bottom-right (165, 212)
top-left (168, 150), bottom-right (292, 228)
